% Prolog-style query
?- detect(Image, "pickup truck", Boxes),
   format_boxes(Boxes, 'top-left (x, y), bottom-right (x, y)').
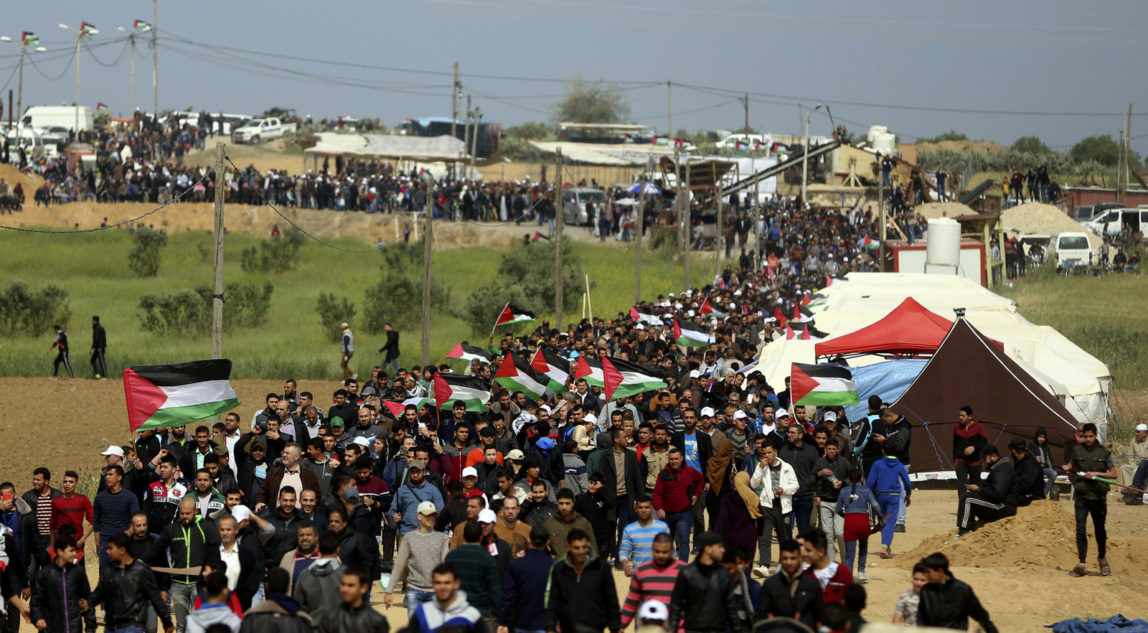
top-left (231, 117), bottom-right (297, 144)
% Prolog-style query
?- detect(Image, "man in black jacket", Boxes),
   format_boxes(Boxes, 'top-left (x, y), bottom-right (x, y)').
top-left (545, 528), bottom-right (619, 633)
top-left (1009, 438), bottom-right (1045, 505)
top-left (668, 532), bottom-right (750, 633)
top-left (320, 566), bottom-right (389, 633)
top-left (917, 552), bottom-right (998, 633)
top-left (754, 539), bottom-right (823, 627)
top-left (671, 409), bottom-right (712, 539)
top-left (376, 323), bottom-right (400, 376)
top-left (876, 408), bottom-right (912, 532)
top-left (30, 536), bottom-right (89, 633)
top-left (957, 446), bottom-right (1019, 536)
top-left (91, 533), bottom-right (174, 633)
top-left (594, 428), bottom-right (646, 560)
top-left (90, 315), bottom-right (107, 378)
top-left (147, 498), bottom-right (220, 632)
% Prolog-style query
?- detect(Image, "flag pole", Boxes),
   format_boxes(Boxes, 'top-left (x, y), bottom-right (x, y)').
top-left (489, 301), bottom-right (509, 344)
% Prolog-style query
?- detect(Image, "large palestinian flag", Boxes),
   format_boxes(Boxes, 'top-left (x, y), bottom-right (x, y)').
top-left (575, 355), bottom-right (666, 400)
top-left (629, 306), bottom-right (664, 327)
top-left (530, 347), bottom-right (570, 393)
top-left (433, 374), bottom-right (491, 412)
top-left (445, 342), bottom-right (493, 365)
top-left (494, 353), bottom-right (549, 400)
top-left (790, 363), bottom-right (859, 406)
top-left (673, 317), bottom-right (713, 348)
top-left (123, 360), bottom-right (240, 432)
top-left (494, 303), bottom-right (536, 328)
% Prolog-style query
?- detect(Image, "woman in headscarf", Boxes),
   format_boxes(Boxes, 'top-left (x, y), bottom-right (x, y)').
top-left (715, 470), bottom-right (763, 566)
top-left (704, 439), bottom-right (736, 525)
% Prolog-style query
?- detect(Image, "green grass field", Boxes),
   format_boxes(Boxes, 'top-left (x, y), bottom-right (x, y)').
top-left (0, 228), bottom-right (693, 379)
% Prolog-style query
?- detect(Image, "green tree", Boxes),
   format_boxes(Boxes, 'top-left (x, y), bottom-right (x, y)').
top-left (127, 228), bottom-right (168, 278)
top-left (0, 283), bottom-right (71, 337)
top-left (1011, 136), bottom-right (1050, 155)
top-left (316, 293), bottom-right (356, 342)
top-left (361, 242), bottom-right (451, 333)
top-left (462, 239), bottom-right (586, 333)
top-left (553, 74), bottom-right (631, 123)
top-left (1070, 135), bottom-right (1121, 166)
top-left (920, 130), bottom-right (969, 144)
top-left (506, 122), bottom-right (553, 140)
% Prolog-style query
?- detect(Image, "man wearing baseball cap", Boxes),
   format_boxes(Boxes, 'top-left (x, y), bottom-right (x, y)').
top-left (393, 460), bottom-right (445, 537)
top-left (385, 500), bottom-right (449, 617)
top-left (1008, 438), bottom-right (1045, 506)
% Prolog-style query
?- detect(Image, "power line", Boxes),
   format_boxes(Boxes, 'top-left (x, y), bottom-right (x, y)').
top-left (0, 171), bottom-right (212, 234)
top-left (225, 157), bottom-right (382, 253)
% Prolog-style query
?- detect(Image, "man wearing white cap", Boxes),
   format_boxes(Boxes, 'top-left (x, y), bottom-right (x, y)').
top-left (385, 500), bottom-right (449, 617)
top-left (1123, 423), bottom-right (1148, 504)
top-left (635, 599), bottom-right (669, 633)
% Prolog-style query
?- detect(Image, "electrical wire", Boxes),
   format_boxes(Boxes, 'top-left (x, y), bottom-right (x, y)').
top-left (0, 60), bottom-right (19, 95)
top-left (0, 170), bottom-right (212, 234)
top-left (83, 37), bottom-right (131, 68)
top-left (225, 157), bottom-right (381, 253)
top-left (27, 48), bottom-right (75, 81)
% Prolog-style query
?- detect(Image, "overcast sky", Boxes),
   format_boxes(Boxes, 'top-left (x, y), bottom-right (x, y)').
top-left (4, 0), bottom-right (1146, 154)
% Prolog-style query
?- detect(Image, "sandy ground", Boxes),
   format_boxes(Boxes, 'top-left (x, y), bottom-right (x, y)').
top-left (4, 376), bottom-right (1146, 632)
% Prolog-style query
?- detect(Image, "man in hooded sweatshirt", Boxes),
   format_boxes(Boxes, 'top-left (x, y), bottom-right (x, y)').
top-left (293, 531), bottom-right (343, 630)
top-left (410, 562), bottom-right (483, 633)
top-left (186, 572), bottom-right (241, 633)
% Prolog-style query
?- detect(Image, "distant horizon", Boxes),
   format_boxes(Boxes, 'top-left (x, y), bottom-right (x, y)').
top-left (4, 0), bottom-right (1146, 156)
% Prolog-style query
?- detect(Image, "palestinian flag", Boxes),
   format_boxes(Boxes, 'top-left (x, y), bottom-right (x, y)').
top-left (494, 303), bottom-right (535, 328)
top-left (433, 374), bottom-right (490, 412)
top-left (21, 32), bottom-right (39, 48)
top-left (699, 297), bottom-right (726, 318)
top-left (673, 317), bottom-right (713, 348)
top-left (381, 400), bottom-right (406, 418)
top-left (402, 396), bottom-right (436, 411)
top-left (79, 22), bottom-right (99, 39)
top-left (801, 293), bottom-right (811, 306)
top-left (790, 363), bottom-right (859, 406)
top-left (123, 360), bottom-right (240, 432)
top-left (630, 306), bottom-right (663, 327)
top-left (530, 347), bottom-right (570, 393)
top-left (494, 353), bottom-right (549, 400)
top-left (445, 342), bottom-right (492, 365)
top-left (133, 20), bottom-right (152, 33)
top-left (774, 307), bottom-right (788, 329)
top-left (532, 232), bottom-right (549, 243)
top-left (577, 355), bottom-right (666, 400)
top-left (859, 235), bottom-right (879, 250)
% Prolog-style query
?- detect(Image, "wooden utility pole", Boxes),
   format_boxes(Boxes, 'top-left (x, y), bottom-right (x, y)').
top-left (211, 143), bottom-right (225, 359)
top-left (879, 178), bottom-right (887, 271)
top-left (634, 161), bottom-right (649, 303)
top-left (1119, 103), bottom-right (1132, 203)
top-left (743, 93), bottom-right (749, 133)
top-left (667, 81), bottom-right (673, 140)
top-left (555, 148), bottom-right (565, 329)
top-left (421, 181), bottom-right (433, 366)
top-left (152, 0), bottom-right (158, 120)
top-left (451, 62), bottom-right (459, 178)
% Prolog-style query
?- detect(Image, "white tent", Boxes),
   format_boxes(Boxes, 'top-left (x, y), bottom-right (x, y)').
top-left (758, 273), bottom-right (1112, 434)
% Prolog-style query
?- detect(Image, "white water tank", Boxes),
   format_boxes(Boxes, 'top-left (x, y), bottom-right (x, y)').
top-left (867, 125), bottom-right (896, 155)
top-left (925, 217), bottom-right (961, 275)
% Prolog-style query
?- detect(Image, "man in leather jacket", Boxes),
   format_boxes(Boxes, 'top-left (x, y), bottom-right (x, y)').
top-left (319, 566), bottom-right (389, 633)
top-left (917, 552), bottom-right (997, 633)
top-left (667, 531), bottom-right (750, 633)
top-left (90, 533), bottom-right (173, 633)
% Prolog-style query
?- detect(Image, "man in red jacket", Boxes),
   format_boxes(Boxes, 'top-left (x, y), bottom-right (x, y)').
top-left (652, 447), bottom-right (703, 563)
top-left (953, 405), bottom-right (988, 525)
top-left (802, 529), bottom-right (853, 604)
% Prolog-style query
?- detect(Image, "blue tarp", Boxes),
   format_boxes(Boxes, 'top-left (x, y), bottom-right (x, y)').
top-left (843, 359), bottom-right (929, 422)
top-left (1048, 615), bottom-right (1148, 633)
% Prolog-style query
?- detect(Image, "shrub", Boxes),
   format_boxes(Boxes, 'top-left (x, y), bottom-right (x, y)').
top-left (128, 228), bottom-right (168, 277)
top-left (462, 239), bottom-right (586, 333)
top-left (239, 227), bottom-right (305, 273)
top-left (360, 242), bottom-right (451, 333)
top-left (316, 292), bottom-right (356, 342)
top-left (0, 283), bottom-right (71, 337)
top-left (138, 282), bottom-right (273, 336)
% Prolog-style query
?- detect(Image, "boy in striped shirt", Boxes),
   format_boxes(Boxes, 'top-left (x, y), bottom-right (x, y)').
top-left (619, 495), bottom-right (669, 575)
top-left (621, 533), bottom-right (684, 629)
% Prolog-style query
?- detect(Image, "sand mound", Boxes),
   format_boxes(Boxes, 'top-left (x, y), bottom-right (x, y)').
top-left (0, 163), bottom-right (43, 190)
top-left (1003, 203), bottom-right (1103, 250)
top-left (916, 201), bottom-right (977, 220)
top-left (894, 500), bottom-right (1148, 574)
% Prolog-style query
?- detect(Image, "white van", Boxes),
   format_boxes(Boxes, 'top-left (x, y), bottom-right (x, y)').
top-left (1049, 232), bottom-right (1093, 271)
top-left (1083, 208), bottom-right (1147, 239)
top-left (21, 106), bottom-right (94, 133)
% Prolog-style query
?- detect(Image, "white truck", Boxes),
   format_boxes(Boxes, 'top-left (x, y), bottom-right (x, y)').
top-left (21, 105), bottom-right (94, 133)
top-left (230, 117), bottom-right (296, 144)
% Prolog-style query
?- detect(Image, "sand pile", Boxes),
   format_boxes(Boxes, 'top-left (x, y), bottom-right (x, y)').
top-left (1002, 203), bottom-right (1103, 250)
top-left (0, 163), bottom-right (44, 190)
top-left (894, 500), bottom-right (1148, 573)
top-left (915, 201), bottom-right (977, 220)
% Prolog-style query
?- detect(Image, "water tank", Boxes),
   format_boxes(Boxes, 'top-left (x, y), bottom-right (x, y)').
top-left (867, 125), bottom-right (887, 143)
top-left (925, 217), bottom-right (961, 275)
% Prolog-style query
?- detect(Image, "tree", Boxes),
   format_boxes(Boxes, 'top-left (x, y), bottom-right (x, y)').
top-left (128, 228), bottom-right (168, 278)
top-left (1070, 135), bottom-right (1124, 167)
top-left (920, 130), bottom-right (968, 144)
top-left (553, 74), bottom-right (630, 123)
top-left (463, 239), bottom-right (585, 333)
top-left (1011, 136), bottom-right (1050, 155)
top-left (506, 121), bottom-right (553, 140)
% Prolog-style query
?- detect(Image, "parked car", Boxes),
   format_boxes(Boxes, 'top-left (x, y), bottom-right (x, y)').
top-left (231, 117), bottom-right (298, 144)
top-left (1048, 232), bottom-right (1093, 272)
top-left (1069, 202), bottom-right (1123, 222)
top-left (1083, 207), bottom-right (1147, 239)
top-left (562, 188), bottom-right (608, 225)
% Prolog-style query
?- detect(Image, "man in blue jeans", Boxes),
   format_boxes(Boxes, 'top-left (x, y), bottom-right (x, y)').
top-left (652, 448), bottom-right (703, 563)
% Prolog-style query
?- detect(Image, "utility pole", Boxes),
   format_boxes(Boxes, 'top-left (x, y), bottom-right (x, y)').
top-left (555, 149), bottom-right (565, 329)
top-left (879, 181), bottom-right (886, 271)
top-left (715, 162), bottom-right (723, 277)
top-left (463, 94), bottom-right (471, 176)
top-left (743, 93), bottom-right (749, 133)
top-left (451, 62), bottom-right (459, 177)
top-left (211, 142), bottom-right (226, 359)
top-left (753, 156), bottom-right (761, 272)
top-left (470, 108), bottom-right (481, 181)
top-left (667, 80), bottom-right (673, 140)
top-left (128, 33), bottom-right (135, 114)
top-left (634, 160), bottom-right (650, 303)
top-left (152, 0), bottom-right (158, 120)
top-left (421, 179), bottom-right (433, 366)
top-left (683, 159), bottom-right (692, 290)
top-left (1120, 103), bottom-right (1132, 203)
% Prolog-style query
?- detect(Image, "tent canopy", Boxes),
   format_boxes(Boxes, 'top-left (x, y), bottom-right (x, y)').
top-left (815, 297), bottom-right (954, 357)
top-left (304, 133), bottom-right (467, 161)
top-left (893, 319), bottom-right (1079, 475)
